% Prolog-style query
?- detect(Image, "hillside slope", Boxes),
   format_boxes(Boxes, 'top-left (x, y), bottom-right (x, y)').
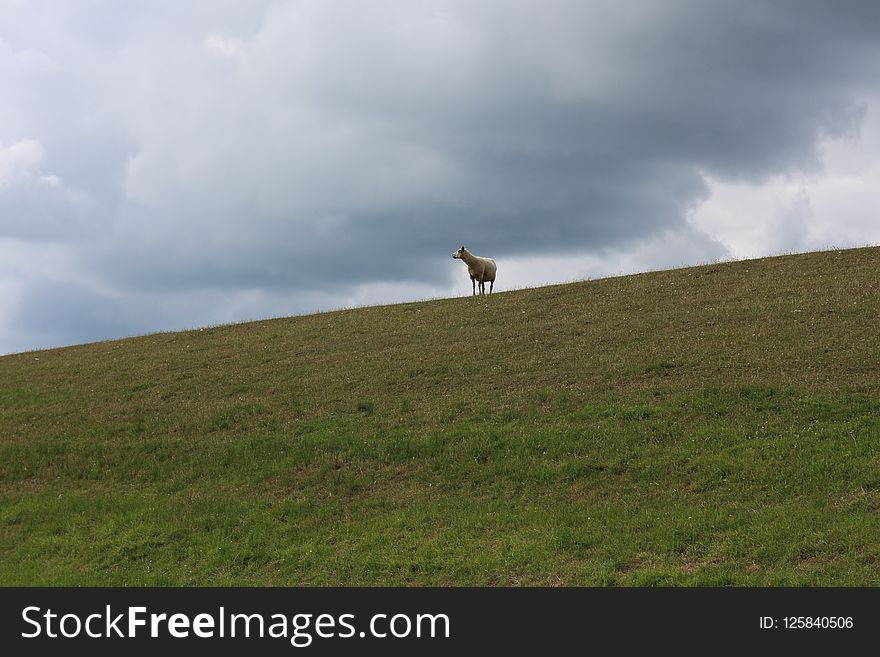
top-left (1, 247), bottom-right (879, 585)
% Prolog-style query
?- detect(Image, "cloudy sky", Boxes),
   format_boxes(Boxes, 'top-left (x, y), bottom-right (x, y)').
top-left (2, 0), bottom-right (879, 354)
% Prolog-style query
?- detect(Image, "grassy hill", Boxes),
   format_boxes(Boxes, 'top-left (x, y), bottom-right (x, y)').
top-left (1, 246), bottom-right (878, 586)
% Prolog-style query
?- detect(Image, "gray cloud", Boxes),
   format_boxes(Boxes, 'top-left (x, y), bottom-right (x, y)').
top-left (1, 0), bottom-right (879, 353)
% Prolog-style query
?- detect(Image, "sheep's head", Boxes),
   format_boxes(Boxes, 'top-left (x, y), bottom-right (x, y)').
top-left (452, 246), bottom-right (468, 259)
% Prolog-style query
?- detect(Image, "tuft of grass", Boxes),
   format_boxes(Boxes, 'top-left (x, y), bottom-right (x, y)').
top-left (356, 400), bottom-right (376, 416)
top-left (1, 246), bottom-right (879, 585)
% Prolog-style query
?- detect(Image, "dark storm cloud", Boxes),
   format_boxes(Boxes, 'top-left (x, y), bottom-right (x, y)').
top-left (2, 0), bottom-right (879, 351)
top-left (92, 0), bottom-right (876, 282)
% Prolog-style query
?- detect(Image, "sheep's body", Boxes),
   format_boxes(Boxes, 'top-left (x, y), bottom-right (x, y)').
top-left (452, 246), bottom-right (497, 295)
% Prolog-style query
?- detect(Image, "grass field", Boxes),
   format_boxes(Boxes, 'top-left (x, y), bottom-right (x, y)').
top-left (1, 246), bottom-right (878, 585)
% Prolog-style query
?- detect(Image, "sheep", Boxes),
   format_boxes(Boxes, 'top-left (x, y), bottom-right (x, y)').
top-left (452, 246), bottom-right (497, 295)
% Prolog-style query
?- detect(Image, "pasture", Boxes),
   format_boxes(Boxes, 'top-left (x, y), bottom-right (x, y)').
top-left (1, 246), bottom-right (878, 585)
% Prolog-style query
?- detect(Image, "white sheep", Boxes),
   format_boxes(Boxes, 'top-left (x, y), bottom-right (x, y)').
top-left (452, 246), bottom-right (497, 295)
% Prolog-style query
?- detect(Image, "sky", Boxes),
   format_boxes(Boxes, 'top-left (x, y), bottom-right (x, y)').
top-left (1, 0), bottom-right (879, 355)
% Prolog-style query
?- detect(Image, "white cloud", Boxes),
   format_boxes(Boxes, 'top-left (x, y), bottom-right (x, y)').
top-left (13, 47), bottom-right (61, 72)
top-left (203, 34), bottom-right (242, 58)
top-left (691, 99), bottom-right (880, 258)
top-left (0, 139), bottom-right (45, 186)
top-left (0, 139), bottom-right (100, 242)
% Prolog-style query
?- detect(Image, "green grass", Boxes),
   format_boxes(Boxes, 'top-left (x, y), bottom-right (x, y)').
top-left (1, 246), bottom-right (879, 585)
